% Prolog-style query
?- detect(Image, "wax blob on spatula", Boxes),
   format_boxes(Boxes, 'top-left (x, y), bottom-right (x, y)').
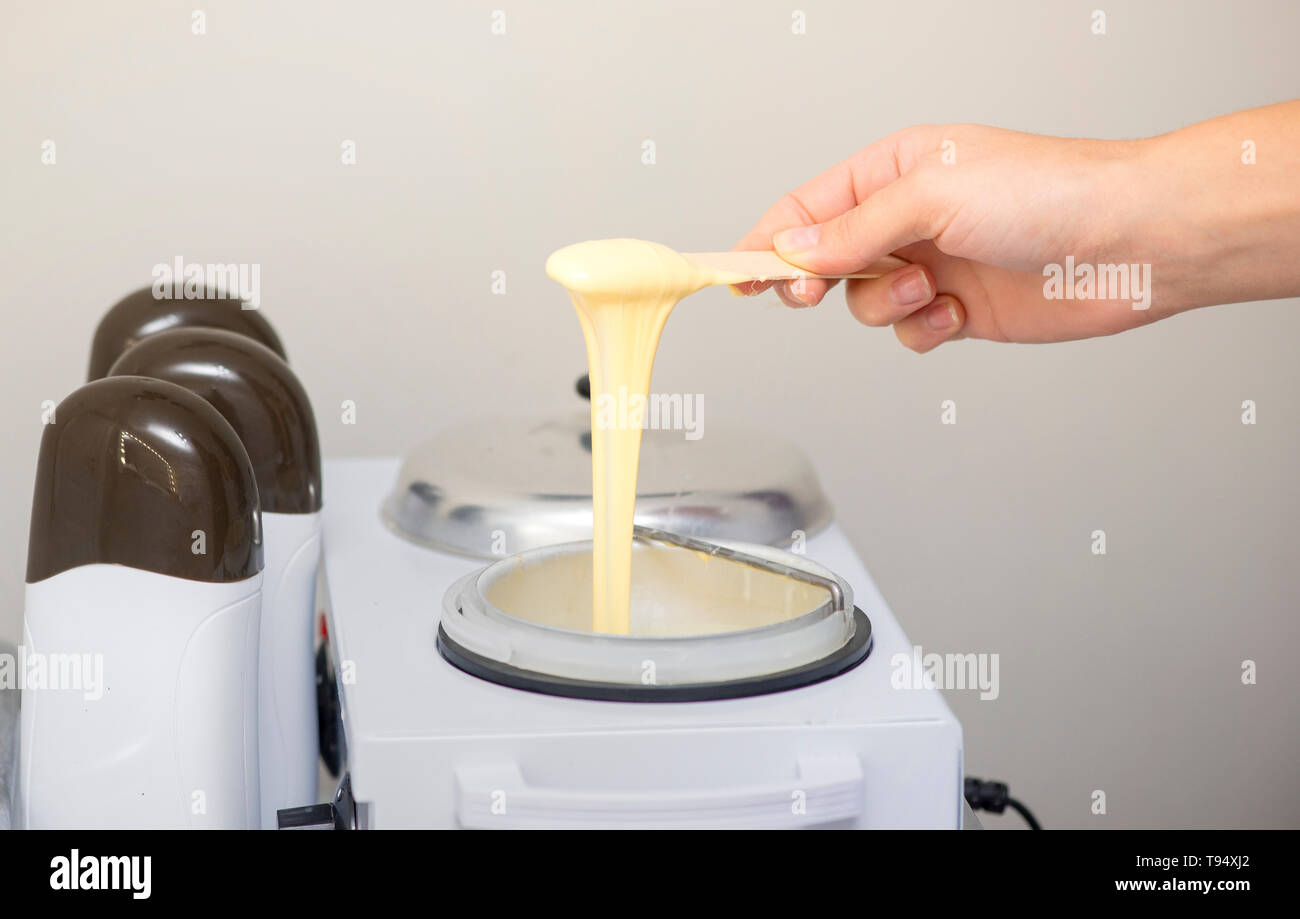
top-left (546, 239), bottom-right (907, 297)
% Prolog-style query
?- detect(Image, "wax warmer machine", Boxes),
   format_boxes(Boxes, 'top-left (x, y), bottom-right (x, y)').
top-left (317, 406), bottom-right (964, 829)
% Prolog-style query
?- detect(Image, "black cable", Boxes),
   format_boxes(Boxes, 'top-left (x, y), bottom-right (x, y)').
top-left (1005, 796), bottom-right (1042, 830)
top-left (963, 776), bottom-right (1042, 830)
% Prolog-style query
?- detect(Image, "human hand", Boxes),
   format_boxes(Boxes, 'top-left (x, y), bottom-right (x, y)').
top-left (734, 104), bottom-right (1300, 352)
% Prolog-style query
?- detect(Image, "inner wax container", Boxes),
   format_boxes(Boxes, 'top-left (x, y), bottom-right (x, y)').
top-left (437, 533), bottom-right (872, 702)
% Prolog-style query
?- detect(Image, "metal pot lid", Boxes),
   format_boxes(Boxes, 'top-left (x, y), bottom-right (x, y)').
top-left (381, 407), bottom-right (833, 559)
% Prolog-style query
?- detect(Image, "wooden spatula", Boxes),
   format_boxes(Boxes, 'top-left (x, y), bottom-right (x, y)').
top-left (683, 251), bottom-right (908, 283)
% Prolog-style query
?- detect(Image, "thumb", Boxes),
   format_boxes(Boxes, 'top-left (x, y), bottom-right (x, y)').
top-left (772, 170), bottom-right (940, 276)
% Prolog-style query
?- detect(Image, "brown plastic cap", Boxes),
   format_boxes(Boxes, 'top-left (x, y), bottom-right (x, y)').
top-left (87, 285), bottom-right (287, 381)
top-left (108, 328), bottom-right (322, 514)
top-left (27, 376), bottom-right (263, 584)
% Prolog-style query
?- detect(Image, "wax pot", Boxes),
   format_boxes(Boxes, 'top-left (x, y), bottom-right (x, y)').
top-left (437, 529), bottom-right (872, 702)
top-left (318, 458), bottom-right (965, 828)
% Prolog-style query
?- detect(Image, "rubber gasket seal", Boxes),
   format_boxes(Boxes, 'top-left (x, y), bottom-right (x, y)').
top-left (436, 607), bottom-right (872, 703)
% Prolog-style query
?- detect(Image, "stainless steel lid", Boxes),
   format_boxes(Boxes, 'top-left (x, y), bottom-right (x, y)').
top-left (381, 408), bottom-right (833, 559)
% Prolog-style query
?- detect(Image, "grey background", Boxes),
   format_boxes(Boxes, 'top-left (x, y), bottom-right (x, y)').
top-left (1, 0), bottom-right (1296, 828)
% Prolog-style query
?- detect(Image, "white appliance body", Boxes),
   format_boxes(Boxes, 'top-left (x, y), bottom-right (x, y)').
top-left (257, 510), bottom-right (323, 829)
top-left (322, 458), bottom-right (965, 829)
top-left (19, 565), bottom-right (261, 829)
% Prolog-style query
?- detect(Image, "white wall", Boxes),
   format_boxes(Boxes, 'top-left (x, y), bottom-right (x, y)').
top-left (1, 0), bottom-right (1296, 828)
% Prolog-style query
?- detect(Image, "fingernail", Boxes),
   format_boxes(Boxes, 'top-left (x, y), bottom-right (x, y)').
top-left (925, 298), bottom-right (958, 331)
top-left (891, 268), bottom-right (932, 308)
top-left (774, 224), bottom-right (820, 252)
top-left (788, 277), bottom-right (810, 305)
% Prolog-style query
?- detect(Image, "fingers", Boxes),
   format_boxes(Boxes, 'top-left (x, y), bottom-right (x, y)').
top-left (843, 264), bottom-right (965, 352)
top-left (733, 194), bottom-right (811, 298)
top-left (732, 127), bottom-right (943, 299)
top-left (773, 167), bottom-right (945, 276)
top-left (737, 274), bottom-right (836, 306)
top-left (843, 265), bottom-right (935, 326)
top-left (730, 186), bottom-right (842, 298)
top-left (892, 295), bottom-right (966, 353)
top-left (735, 158), bottom-right (864, 251)
top-left (770, 276), bottom-right (838, 308)
top-left (730, 170), bottom-right (855, 297)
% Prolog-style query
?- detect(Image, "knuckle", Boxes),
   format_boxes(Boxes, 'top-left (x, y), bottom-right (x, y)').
top-left (900, 168), bottom-right (951, 239)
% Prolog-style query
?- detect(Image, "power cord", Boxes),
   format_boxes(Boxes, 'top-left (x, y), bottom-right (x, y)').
top-left (964, 777), bottom-right (1041, 830)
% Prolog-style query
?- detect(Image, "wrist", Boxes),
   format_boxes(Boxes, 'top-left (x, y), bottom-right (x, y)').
top-left (1116, 107), bottom-right (1300, 315)
top-left (1085, 136), bottom-right (1202, 320)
